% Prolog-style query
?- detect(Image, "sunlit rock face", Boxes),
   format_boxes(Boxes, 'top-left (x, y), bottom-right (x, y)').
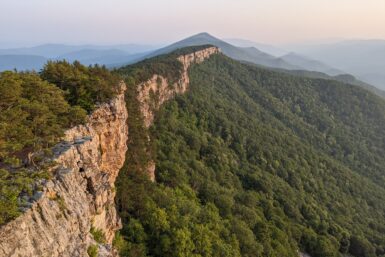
top-left (0, 83), bottom-right (128, 257)
top-left (136, 46), bottom-right (220, 180)
top-left (0, 46), bottom-right (220, 257)
top-left (138, 46), bottom-right (220, 128)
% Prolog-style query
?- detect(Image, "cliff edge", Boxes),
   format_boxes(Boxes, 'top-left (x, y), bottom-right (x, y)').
top-left (0, 46), bottom-right (219, 257)
top-left (0, 83), bottom-right (128, 257)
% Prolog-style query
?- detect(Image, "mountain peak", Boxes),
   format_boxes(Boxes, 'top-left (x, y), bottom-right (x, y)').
top-left (185, 32), bottom-right (221, 42)
top-left (144, 32), bottom-right (299, 70)
top-left (191, 32), bottom-right (215, 38)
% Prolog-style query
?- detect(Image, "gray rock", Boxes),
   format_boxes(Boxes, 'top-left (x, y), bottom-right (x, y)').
top-left (19, 207), bottom-right (29, 213)
top-left (32, 191), bottom-right (44, 202)
top-left (74, 139), bottom-right (86, 145)
top-left (52, 143), bottom-right (72, 155)
top-left (83, 136), bottom-right (92, 141)
top-left (21, 195), bottom-right (30, 202)
top-left (22, 202), bottom-right (33, 208)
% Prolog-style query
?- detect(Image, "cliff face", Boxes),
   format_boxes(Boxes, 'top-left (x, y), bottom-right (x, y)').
top-left (0, 46), bottom-right (219, 257)
top-left (133, 46), bottom-right (219, 181)
top-left (0, 83), bottom-right (128, 257)
top-left (138, 46), bottom-right (219, 128)
top-left (136, 46), bottom-right (219, 181)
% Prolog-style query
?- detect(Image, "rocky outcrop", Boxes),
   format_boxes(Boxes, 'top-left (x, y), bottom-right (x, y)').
top-left (0, 82), bottom-right (128, 257)
top-left (0, 46), bottom-right (219, 257)
top-left (138, 46), bottom-right (220, 127)
top-left (136, 46), bottom-right (219, 180)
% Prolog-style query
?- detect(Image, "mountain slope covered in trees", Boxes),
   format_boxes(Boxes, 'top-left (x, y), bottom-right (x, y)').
top-left (115, 50), bottom-right (385, 257)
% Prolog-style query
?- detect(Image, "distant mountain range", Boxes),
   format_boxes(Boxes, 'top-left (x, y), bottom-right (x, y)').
top-left (223, 38), bottom-right (345, 76)
top-left (0, 43), bottom-right (158, 57)
top-left (0, 43), bottom-right (158, 71)
top-left (0, 55), bottom-right (47, 71)
top-left (280, 53), bottom-right (343, 76)
top-left (224, 38), bottom-right (289, 57)
top-left (0, 33), bottom-right (384, 92)
top-left (288, 40), bottom-right (385, 90)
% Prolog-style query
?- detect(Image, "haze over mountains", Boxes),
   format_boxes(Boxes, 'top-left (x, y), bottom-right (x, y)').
top-left (0, 32), bottom-right (384, 91)
top-left (288, 40), bottom-right (385, 90)
top-left (0, 43), bottom-right (158, 71)
top-left (224, 38), bottom-right (289, 57)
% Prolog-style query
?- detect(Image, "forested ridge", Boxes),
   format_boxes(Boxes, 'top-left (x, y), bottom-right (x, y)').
top-left (1, 46), bottom-right (384, 257)
top-left (115, 51), bottom-right (385, 257)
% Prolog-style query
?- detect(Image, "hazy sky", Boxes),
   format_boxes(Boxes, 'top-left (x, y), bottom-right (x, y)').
top-left (1, 0), bottom-right (385, 46)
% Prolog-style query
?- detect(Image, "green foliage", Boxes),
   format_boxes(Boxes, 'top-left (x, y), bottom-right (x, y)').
top-left (0, 61), bottom-right (119, 226)
top-left (116, 54), bottom-right (182, 86)
top-left (90, 226), bottom-right (106, 244)
top-left (116, 52), bottom-right (385, 257)
top-left (87, 244), bottom-right (98, 257)
top-left (349, 236), bottom-right (376, 257)
top-left (41, 60), bottom-right (120, 112)
top-left (0, 70), bottom-right (88, 225)
top-left (0, 169), bottom-right (23, 224)
top-left (0, 71), bottom-right (86, 162)
top-left (115, 45), bottom-right (213, 86)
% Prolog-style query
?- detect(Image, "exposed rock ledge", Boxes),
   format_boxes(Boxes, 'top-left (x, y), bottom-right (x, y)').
top-left (138, 46), bottom-right (220, 128)
top-left (0, 46), bottom-right (219, 257)
top-left (137, 46), bottom-right (220, 181)
top-left (0, 82), bottom-right (128, 257)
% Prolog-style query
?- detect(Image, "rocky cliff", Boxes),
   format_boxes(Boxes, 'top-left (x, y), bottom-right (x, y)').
top-left (0, 83), bottom-right (128, 257)
top-left (0, 46), bottom-right (219, 257)
top-left (138, 46), bottom-right (220, 128)
top-left (136, 46), bottom-right (219, 181)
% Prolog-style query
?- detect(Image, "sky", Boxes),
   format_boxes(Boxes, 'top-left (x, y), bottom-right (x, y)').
top-left (1, 0), bottom-right (385, 47)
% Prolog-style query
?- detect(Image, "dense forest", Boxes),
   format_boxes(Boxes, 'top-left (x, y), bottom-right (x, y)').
top-left (0, 61), bottom-right (119, 225)
top-left (1, 46), bottom-right (384, 257)
top-left (115, 51), bottom-right (385, 257)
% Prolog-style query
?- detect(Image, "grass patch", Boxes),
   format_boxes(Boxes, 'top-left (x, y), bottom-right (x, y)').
top-left (87, 244), bottom-right (98, 257)
top-left (90, 226), bottom-right (106, 244)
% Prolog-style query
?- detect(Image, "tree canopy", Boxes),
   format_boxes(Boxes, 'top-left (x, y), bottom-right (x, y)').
top-left (115, 52), bottom-right (385, 257)
top-left (0, 61), bottom-right (120, 225)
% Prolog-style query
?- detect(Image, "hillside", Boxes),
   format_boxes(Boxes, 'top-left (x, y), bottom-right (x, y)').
top-left (1, 46), bottom-right (384, 257)
top-left (270, 68), bottom-right (385, 99)
top-left (115, 50), bottom-right (385, 257)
